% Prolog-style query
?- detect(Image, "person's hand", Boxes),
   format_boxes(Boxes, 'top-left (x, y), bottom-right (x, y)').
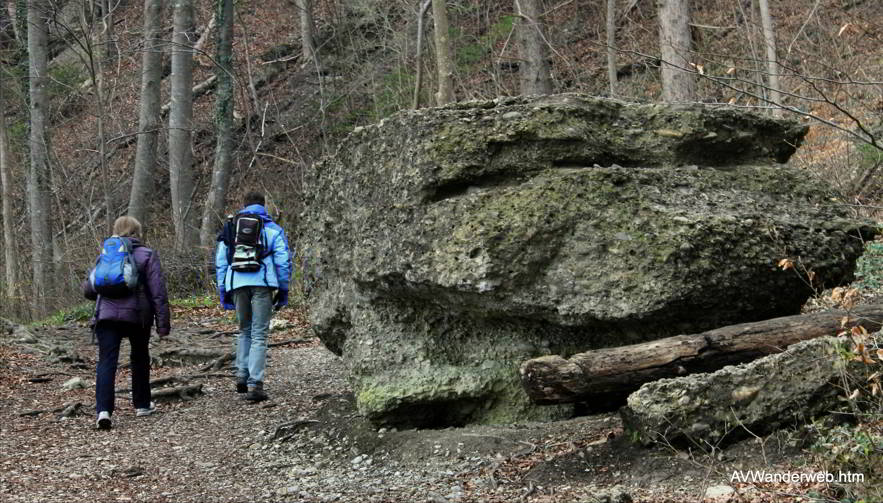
top-left (220, 286), bottom-right (235, 310)
top-left (273, 289), bottom-right (289, 311)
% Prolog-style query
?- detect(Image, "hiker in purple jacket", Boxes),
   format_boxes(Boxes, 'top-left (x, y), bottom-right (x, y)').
top-left (83, 216), bottom-right (171, 430)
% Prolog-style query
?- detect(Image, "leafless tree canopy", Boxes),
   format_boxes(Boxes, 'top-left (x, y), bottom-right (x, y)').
top-left (0, 0), bottom-right (881, 318)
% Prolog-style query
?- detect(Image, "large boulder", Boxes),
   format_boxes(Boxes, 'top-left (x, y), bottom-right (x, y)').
top-left (301, 94), bottom-right (875, 427)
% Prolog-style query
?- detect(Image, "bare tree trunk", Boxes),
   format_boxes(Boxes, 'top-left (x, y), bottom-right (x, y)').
top-left (199, 0), bottom-right (234, 249)
top-left (757, 0), bottom-right (781, 117)
top-left (296, 0), bottom-right (316, 65)
top-left (129, 0), bottom-right (165, 226)
top-left (93, 0), bottom-right (113, 233)
top-left (0, 1), bottom-right (13, 41)
top-left (129, 0), bottom-right (163, 228)
top-left (8, 0), bottom-right (23, 44)
top-left (101, 0), bottom-right (118, 66)
top-left (0, 69), bottom-right (18, 300)
top-left (193, 12), bottom-right (216, 57)
top-left (431, 0), bottom-right (454, 105)
top-left (169, 0), bottom-right (197, 251)
top-left (27, 0), bottom-right (52, 307)
top-left (412, 0), bottom-right (431, 109)
top-left (657, 0), bottom-right (695, 102)
top-left (515, 0), bottom-right (552, 95)
top-left (606, 0), bottom-right (617, 96)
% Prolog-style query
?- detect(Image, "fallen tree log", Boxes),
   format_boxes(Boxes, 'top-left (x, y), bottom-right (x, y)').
top-left (151, 384), bottom-right (204, 401)
top-left (149, 375), bottom-right (193, 388)
top-left (19, 401), bottom-right (83, 418)
top-left (153, 347), bottom-right (230, 367)
top-left (116, 373), bottom-right (232, 394)
top-left (199, 352), bottom-right (234, 371)
top-left (520, 304), bottom-right (883, 404)
top-left (269, 337), bottom-right (311, 348)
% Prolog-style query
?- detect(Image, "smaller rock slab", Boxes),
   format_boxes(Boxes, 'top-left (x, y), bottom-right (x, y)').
top-left (620, 334), bottom-right (876, 446)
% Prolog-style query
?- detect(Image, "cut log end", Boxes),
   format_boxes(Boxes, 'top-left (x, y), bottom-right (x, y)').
top-left (520, 355), bottom-right (586, 404)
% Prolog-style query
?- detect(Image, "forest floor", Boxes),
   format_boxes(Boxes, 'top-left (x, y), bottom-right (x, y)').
top-left (0, 303), bottom-right (850, 503)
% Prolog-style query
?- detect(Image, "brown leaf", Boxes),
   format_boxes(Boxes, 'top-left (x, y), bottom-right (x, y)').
top-left (851, 326), bottom-right (869, 343)
top-left (831, 287), bottom-right (846, 303)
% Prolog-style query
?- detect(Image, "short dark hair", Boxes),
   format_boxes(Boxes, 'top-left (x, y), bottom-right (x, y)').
top-left (243, 191), bottom-right (265, 207)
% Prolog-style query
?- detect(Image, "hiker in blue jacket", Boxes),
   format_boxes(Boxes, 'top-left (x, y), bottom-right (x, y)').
top-left (216, 191), bottom-right (292, 402)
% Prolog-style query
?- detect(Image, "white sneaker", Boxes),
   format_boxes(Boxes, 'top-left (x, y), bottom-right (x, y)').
top-left (97, 411), bottom-right (112, 430)
top-left (135, 402), bottom-right (157, 417)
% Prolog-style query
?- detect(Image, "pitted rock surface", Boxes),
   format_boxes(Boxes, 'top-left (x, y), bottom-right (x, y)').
top-left (301, 94), bottom-right (875, 427)
top-left (619, 335), bottom-right (877, 446)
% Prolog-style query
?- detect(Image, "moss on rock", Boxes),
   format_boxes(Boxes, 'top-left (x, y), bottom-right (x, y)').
top-left (302, 94), bottom-right (875, 428)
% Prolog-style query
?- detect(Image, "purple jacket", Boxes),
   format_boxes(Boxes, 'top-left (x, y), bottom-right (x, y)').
top-left (82, 238), bottom-right (171, 335)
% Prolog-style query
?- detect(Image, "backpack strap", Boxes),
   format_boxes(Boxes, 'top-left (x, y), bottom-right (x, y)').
top-left (218, 216), bottom-right (236, 264)
top-left (122, 238), bottom-right (149, 324)
top-left (217, 217), bottom-right (236, 286)
top-left (259, 227), bottom-right (270, 288)
top-left (120, 237), bottom-right (145, 281)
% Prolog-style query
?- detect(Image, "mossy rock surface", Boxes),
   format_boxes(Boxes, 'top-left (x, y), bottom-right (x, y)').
top-left (620, 335), bottom-right (878, 446)
top-left (301, 94), bottom-right (875, 427)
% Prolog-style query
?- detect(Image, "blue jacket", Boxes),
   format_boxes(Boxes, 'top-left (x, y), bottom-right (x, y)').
top-left (216, 205), bottom-right (292, 292)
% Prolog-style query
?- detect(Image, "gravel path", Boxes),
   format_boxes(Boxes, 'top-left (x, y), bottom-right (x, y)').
top-left (1, 325), bottom-right (347, 502)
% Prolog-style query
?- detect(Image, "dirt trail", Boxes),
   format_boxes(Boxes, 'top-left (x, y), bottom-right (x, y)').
top-left (0, 307), bottom-right (829, 502)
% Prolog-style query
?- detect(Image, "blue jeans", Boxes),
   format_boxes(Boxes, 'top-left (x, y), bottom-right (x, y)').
top-left (96, 320), bottom-right (152, 414)
top-left (233, 286), bottom-right (273, 386)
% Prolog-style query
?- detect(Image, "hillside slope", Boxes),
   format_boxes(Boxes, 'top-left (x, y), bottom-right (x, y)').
top-left (1, 0), bottom-right (881, 316)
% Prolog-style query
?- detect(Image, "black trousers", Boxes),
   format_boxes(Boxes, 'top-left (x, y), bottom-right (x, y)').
top-left (95, 320), bottom-right (151, 414)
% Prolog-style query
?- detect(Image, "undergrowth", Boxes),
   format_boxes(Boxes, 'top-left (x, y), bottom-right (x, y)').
top-left (802, 237), bottom-right (883, 502)
top-left (853, 238), bottom-right (883, 294)
top-left (169, 294), bottom-right (216, 309)
top-left (32, 302), bottom-right (94, 327)
top-left (810, 330), bottom-right (883, 503)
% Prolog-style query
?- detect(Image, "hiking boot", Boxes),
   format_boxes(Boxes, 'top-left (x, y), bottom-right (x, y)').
top-left (244, 383), bottom-right (268, 402)
top-left (235, 378), bottom-right (248, 394)
top-left (135, 402), bottom-right (157, 417)
top-left (97, 411), bottom-right (112, 430)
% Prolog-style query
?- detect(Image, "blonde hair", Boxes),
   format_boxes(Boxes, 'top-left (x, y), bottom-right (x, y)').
top-left (113, 216), bottom-right (142, 238)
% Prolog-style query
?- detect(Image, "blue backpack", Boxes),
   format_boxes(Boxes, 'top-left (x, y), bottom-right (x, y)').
top-left (89, 237), bottom-right (140, 297)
